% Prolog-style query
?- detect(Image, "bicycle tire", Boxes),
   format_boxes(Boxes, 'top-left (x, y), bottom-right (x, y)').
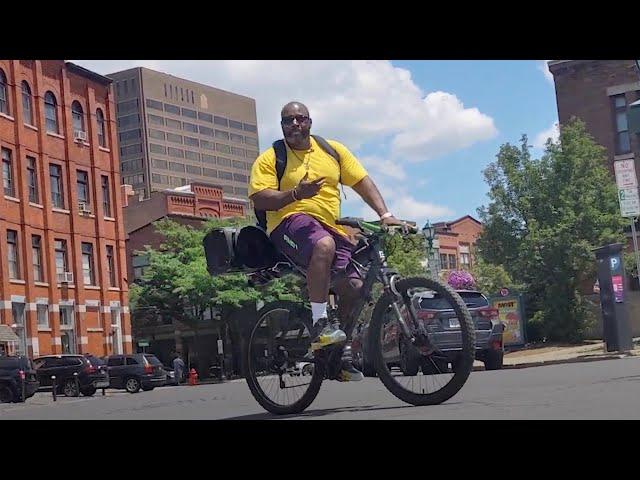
top-left (369, 276), bottom-right (475, 406)
top-left (244, 301), bottom-right (324, 415)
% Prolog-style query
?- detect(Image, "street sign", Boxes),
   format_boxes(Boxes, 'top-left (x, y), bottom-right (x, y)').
top-left (500, 288), bottom-right (509, 297)
top-left (614, 160), bottom-right (638, 189)
top-left (618, 187), bottom-right (640, 217)
top-left (138, 340), bottom-right (149, 347)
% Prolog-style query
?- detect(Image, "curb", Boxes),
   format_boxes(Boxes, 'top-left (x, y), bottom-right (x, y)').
top-left (490, 351), bottom-right (639, 371)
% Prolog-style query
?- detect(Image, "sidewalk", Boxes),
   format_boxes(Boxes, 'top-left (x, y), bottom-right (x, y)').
top-left (497, 337), bottom-right (640, 370)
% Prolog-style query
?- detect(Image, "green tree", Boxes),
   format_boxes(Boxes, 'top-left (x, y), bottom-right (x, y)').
top-left (384, 232), bottom-right (427, 277)
top-left (470, 258), bottom-right (523, 295)
top-left (476, 119), bottom-right (625, 342)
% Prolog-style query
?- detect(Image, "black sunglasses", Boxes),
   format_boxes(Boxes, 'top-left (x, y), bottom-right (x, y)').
top-left (281, 115), bottom-right (311, 126)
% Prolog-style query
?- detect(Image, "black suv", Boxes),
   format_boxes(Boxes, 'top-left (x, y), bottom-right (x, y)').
top-left (33, 354), bottom-right (110, 397)
top-left (0, 356), bottom-right (39, 403)
top-left (105, 354), bottom-right (166, 393)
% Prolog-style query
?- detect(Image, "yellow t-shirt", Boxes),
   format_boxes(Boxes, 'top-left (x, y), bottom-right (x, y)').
top-left (249, 137), bottom-right (368, 237)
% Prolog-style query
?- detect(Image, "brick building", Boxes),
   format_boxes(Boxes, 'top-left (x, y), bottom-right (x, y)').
top-left (433, 215), bottom-right (483, 275)
top-left (548, 60), bottom-right (640, 175)
top-left (0, 60), bottom-right (131, 358)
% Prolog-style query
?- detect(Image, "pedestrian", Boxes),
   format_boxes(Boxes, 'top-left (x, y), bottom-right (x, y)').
top-left (172, 353), bottom-right (185, 385)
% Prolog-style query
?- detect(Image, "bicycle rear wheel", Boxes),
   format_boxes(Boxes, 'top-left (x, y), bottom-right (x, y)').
top-left (245, 301), bottom-right (324, 415)
top-left (369, 276), bottom-right (475, 406)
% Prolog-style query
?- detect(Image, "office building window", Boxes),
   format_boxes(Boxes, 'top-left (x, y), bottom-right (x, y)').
top-left (96, 108), bottom-right (107, 147)
top-left (199, 125), bottom-right (214, 136)
top-left (181, 107), bottom-right (196, 119)
top-left (198, 112), bottom-right (213, 123)
top-left (76, 170), bottom-right (90, 206)
top-left (183, 122), bottom-right (198, 133)
top-left (185, 150), bottom-right (199, 162)
top-left (152, 159), bottom-right (168, 169)
top-left (147, 114), bottom-right (164, 126)
top-left (71, 101), bottom-right (85, 133)
top-left (146, 99), bottom-right (163, 111)
top-left (54, 239), bottom-right (69, 278)
top-left (164, 103), bottom-right (180, 115)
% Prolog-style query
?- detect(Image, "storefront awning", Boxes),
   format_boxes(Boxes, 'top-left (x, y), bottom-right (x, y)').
top-left (0, 325), bottom-right (20, 343)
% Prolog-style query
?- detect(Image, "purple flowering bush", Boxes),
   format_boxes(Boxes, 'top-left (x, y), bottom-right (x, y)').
top-left (447, 270), bottom-right (476, 290)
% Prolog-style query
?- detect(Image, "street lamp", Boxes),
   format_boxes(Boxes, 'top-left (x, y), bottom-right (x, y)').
top-left (422, 220), bottom-right (438, 279)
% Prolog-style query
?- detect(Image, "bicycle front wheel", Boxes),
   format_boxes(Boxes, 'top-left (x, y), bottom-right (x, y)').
top-left (369, 276), bottom-right (475, 406)
top-left (244, 301), bottom-right (324, 415)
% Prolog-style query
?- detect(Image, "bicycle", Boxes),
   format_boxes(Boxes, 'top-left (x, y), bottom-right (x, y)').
top-left (240, 217), bottom-right (476, 415)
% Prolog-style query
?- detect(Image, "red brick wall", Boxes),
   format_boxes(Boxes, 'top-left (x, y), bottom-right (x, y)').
top-left (0, 60), bottom-right (131, 358)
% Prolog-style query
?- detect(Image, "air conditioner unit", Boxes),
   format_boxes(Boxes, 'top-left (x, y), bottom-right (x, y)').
top-left (78, 201), bottom-right (91, 215)
top-left (74, 130), bottom-right (87, 142)
top-left (57, 272), bottom-right (74, 284)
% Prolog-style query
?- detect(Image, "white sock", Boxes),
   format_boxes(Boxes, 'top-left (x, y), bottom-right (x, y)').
top-left (311, 302), bottom-right (328, 325)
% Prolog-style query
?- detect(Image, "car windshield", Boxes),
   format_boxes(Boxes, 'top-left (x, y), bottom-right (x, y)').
top-left (419, 291), bottom-right (489, 309)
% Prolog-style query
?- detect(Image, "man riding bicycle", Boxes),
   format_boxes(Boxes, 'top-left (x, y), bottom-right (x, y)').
top-left (249, 101), bottom-right (404, 382)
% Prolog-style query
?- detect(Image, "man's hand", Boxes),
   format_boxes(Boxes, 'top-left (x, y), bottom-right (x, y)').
top-left (381, 215), bottom-right (404, 227)
top-left (295, 172), bottom-right (325, 199)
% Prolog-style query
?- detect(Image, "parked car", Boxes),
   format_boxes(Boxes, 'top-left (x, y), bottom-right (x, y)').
top-left (353, 289), bottom-right (506, 376)
top-left (33, 354), bottom-right (109, 397)
top-left (0, 356), bottom-right (40, 403)
top-left (105, 354), bottom-right (166, 393)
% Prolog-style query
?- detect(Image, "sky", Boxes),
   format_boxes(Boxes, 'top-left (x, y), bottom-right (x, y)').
top-left (74, 60), bottom-right (560, 227)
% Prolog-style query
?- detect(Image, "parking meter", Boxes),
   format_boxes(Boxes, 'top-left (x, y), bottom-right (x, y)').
top-left (593, 243), bottom-right (633, 352)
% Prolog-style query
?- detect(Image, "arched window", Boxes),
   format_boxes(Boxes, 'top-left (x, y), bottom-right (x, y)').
top-left (0, 69), bottom-right (9, 115)
top-left (96, 108), bottom-right (106, 147)
top-left (71, 100), bottom-right (85, 133)
top-left (44, 91), bottom-right (58, 133)
top-left (21, 81), bottom-right (33, 125)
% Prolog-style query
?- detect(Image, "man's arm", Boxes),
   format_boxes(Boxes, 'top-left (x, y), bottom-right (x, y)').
top-left (351, 176), bottom-right (404, 225)
top-left (251, 173), bottom-right (326, 211)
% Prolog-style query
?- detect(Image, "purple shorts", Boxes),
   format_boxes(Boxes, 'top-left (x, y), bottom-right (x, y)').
top-left (270, 213), bottom-right (361, 280)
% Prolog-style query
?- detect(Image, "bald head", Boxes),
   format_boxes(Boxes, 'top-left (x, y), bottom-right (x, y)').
top-left (281, 101), bottom-right (310, 117)
top-left (280, 101), bottom-right (312, 149)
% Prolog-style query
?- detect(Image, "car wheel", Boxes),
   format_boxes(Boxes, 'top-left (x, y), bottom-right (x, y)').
top-left (141, 385), bottom-right (155, 391)
top-left (302, 364), bottom-right (314, 376)
top-left (125, 377), bottom-right (141, 393)
top-left (80, 386), bottom-right (97, 397)
top-left (64, 379), bottom-right (80, 397)
top-left (483, 349), bottom-right (504, 370)
top-left (0, 384), bottom-right (14, 403)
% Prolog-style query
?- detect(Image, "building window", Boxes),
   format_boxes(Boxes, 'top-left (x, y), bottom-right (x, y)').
top-left (217, 156), bottom-right (231, 167)
top-left (77, 170), bottom-right (90, 207)
top-left (243, 123), bottom-right (257, 133)
top-left (203, 167), bottom-right (217, 177)
top-left (233, 173), bottom-right (248, 182)
top-left (7, 230), bottom-right (20, 279)
top-left (198, 112), bottom-right (213, 123)
top-left (0, 69), bottom-right (9, 115)
top-left (245, 136), bottom-right (258, 147)
top-left (230, 133), bottom-right (244, 144)
top-left (151, 158), bottom-right (168, 169)
top-left (183, 122), bottom-right (198, 133)
top-left (119, 129), bottom-right (141, 143)
top-left (216, 143), bottom-right (231, 154)
top-left (448, 254), bottom-right (457, 270)
top-left (186, 165), bottom-right (202, 175)
top-left (49, 163), bottom-right (64, 208)
top-left (168, 147), bottom-right (184, 158)
top-left (102, 175), bottom-right (111, 217)
top-left (185, 150), bottom-right (199, 162)
top-left (167, 132), bottom-right (183, 144)
top-left (460, 252), bottom-right (471, 269)
top-left (228, 119), bottom-right (243, 130)
top-left (169, 162), bottom-right (185, 173)
top-left (37, 304), bottom-right (49, 328)
top-left (219, 171), bottom-right (233, 181)
top-left (121, 144), bottom-right (143, 156)
top-left (164, 103), bottom-right (180, 115)
top-left (146, 99), bottom-right (163, 111)
top-left (147, 114), bottom-right (164, 126)
top-left (106, 245), bottom-right (116, 287)
top-left (202, 154), bottom-right (216, 165)
top-left (96, 108), bottom-right (107, 147)
top-left (117, 99), bottom-right (139, 115)
top-left (181, 107), bottom-right (196, 119)
top-left (2, 147), bottom-right (14, 197)
top-left (22, 81), bottom-right (33, 125)
top-left (54, 239), bottom-right (69, 279)
top-left (71, 100), bottom-right (85, 134)
top-left (165, 118), bottom-right (181, 130)
top-left (81, 242), bottom-right (95, 285)
top-left (613, 94), bottom-right (631, 155)
top-left (214, 115), bottom-right (228, 127)
top-left (44, 91), bottom-right (58, 133)
top-left (32, 235), bottom-right (44, 282)
top-left (148, 129), bottom-right (165, 140)
top-left (215, 129), bottom-right (230, 141)
top-left (27, 156), bottom-right (38, 203)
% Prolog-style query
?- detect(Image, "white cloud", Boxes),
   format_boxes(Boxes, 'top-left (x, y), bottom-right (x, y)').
top-left (391, 91), bottom-right (498, 162)
top-left (533, 122), bottom-right (560, 149)
top-left (358, 155), bottom-right (406, 181)
top-left (538, 60), bottom-right (554, 84)
top-left (73, 60), bottom-right (497, 162)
